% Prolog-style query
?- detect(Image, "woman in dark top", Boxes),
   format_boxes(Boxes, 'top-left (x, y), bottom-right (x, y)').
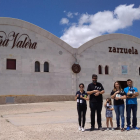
top-left (75, 83), bottom-right (89, 132)
top-left (110, 81), bottom-right (126, 131)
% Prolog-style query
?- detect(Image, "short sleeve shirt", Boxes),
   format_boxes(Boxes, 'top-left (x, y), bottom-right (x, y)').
top-left (87, 82), bottom-right (104, 102)
top-left (124, 87), bottom-right (138, 105)
top-left (110, 90), bottom-right (126, 105)
top-left (76, 90), bottom-right (88, 106)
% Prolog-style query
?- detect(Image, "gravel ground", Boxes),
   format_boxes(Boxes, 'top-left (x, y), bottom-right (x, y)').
top-left (0, 100), bottom-right (140, 140)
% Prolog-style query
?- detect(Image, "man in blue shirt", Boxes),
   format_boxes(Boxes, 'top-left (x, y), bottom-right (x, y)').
top-left (124, 79), bottom-right (139, 131)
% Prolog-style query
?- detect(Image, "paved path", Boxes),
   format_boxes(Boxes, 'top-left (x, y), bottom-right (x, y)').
top-left (0, 100), bottom-right (140, 140)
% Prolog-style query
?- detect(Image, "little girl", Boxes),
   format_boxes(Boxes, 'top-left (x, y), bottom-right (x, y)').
top-left (104, 98), bottom-right (114, 130)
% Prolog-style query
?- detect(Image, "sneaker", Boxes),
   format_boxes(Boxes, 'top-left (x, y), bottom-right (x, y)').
top-left (98, 127), bottom-right (105, 131)
top-left (106, 128), bottom-right (109, 131)
top-left (133, 127), bottom-right (139, 130)
top-left (115, 127), bottom-right (120, 130)
top-left (79, 126), bottom-right (81, 131)
top-left (126, 126), bottom-right (130, 131)
top-left (112, 128), bottom-right (114, 131)
top-left (81, 127), bottom-right (85, 132)
top-left (90, 127), bottom-right (94, 131)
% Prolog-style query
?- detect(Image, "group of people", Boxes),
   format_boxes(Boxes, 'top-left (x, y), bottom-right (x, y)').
top-left (75, 74), bottom-right (139, 132)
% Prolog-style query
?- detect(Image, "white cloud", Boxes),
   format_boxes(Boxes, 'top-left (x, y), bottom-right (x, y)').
top-left (74, 12), bottom-right (79, 16)
top-left (60, 4), bottom-right (140, 48)
top-left (67, 12), bottom-right (73, 18)
top-left (60, 18), bottom-right (69, 25)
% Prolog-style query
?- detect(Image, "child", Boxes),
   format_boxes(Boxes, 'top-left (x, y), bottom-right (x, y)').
top-left (75, 83), bottom-right (89, 132)
top-left (104, 98), bottom-right (114, 130)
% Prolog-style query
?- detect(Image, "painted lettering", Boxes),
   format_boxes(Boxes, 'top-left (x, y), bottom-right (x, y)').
top-left (109, 47), bottom-right (138, 55)
top-left (0, 31), bottom-right (37, 49)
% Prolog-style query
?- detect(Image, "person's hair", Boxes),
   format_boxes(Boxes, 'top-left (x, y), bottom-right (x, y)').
top-left (106, 98), bottom-right (112, 105)
top-left (113, 81), bottom-right (122, 91)
top-left (79, 83), bottom-right (84, 88)
top-left (92, 74), bottom-right (97, 79)
top-left (127, 79), bottom-right (132, 82)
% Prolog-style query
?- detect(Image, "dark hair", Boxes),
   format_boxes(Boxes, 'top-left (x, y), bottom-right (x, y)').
top-left (113, 81), bottom-right (122, 91)
top-left (106, 98), bottom-right (112, 105)
top-left (79, 83), bottom-right (84, 88)
top-left (92, 74), bottom-right (97, 79)
top-left (127, 79), bottom-right (132, 82)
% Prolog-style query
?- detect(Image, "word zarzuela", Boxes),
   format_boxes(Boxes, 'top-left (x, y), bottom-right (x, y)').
top-left (108, 47), bottom-right (138, 54)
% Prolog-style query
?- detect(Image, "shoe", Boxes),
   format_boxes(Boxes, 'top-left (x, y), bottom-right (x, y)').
top-left (112, 128), bottom-right (114, 131)
top-left (133, 127), bottom-right (139, 130)
top-left (126, 127), bottom-right (130, 131)
top-left (79, 126), bottom-right (81, 131)
top-left (81, 127), bottom-right (85, 132)
top-left (121, 128), bottom-right (125, 132)
top-left (98, 127), bottom-right (105, 131)
top-left (106, 128), bottom-right (109, 131)
top-left (115, 127), bottom-right (120, 130)
top-left (90, 127), bottom-right (94, 131)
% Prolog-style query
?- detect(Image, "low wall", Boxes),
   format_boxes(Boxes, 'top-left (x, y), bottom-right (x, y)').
top-left (0, 95), bottom-right (75, 104)
top-left (0, 94), bottom-right (139, 104)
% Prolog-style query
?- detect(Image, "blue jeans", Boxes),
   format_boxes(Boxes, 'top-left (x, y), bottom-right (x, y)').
top-left (126, 104), bottom-right (137, 127)
top-left (114, 104), bottom-right (125, 128)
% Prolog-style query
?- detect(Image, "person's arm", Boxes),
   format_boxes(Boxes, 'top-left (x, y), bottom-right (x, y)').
top-left (95, 90), bottom-right (105, 96)
top-left (104, 100), bottom-right (107, 107)
top-left (111, 91), bottom-right (119, 99)
top-left (109, 107), bottom-right (114, 111)
top-left (87, 90), bottom-right (99, 95)
top-left (127, 88), bottom-right (139, 98)
top-left (120, 95), bottom-right (126, 99)
top-left (128, 93), bottom-right (139, 98)
top-left (75, 93), bottom-right (79, 100)
top-left (95, 83), bottom-right (105, 96)
top-left (87, 84), bottom-right (100, 95)
top-left (80, 95), bottom-right (89, 100)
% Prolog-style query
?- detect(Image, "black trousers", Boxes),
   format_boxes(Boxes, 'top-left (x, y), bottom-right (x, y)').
top-left (90, 102), bottom-right (103, 128)
top-left (77, 105), bottom-right (87, 127)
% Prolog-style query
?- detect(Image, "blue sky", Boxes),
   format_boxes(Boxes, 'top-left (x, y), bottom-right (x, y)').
top-left (0, 0), bottom-right (140, 48)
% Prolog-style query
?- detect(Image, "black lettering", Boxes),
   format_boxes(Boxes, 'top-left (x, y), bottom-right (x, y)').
top-left (2, 39), bottom-right (9, 47)
top-left (11, 33), bottom-right (19, 49)
top-left (120, 48), bottom-right (123, 53)
top-left (117, 48), bottom-right (120, 53)
top-left (135, 49), bottom-right (138, 54)
top-left (128, 49), bottom-right (132, 54)
top-left (16, 41), bottom-right (23, 48)
top-left (32, 42), bottom-right (37, 49)
top-left (108, 47), bottom-right (112, 52)
top-left (113, 47), bottom-right (116, 53)
top-left (124, 48), bottom-right (128, 54)
top-left (22, 37), bottom-right (27, 48)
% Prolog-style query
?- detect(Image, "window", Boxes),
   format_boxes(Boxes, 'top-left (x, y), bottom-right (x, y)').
top-left (98, 65), bottom-right (102, 74)
top-left (35, 61), bottom-right (40, 72)
top-left (44, 62), bottom-right (49, 72)
top-left (105, 65), bottom-right (109, 74)
top-left (7, 59), bottom-right (16, 70)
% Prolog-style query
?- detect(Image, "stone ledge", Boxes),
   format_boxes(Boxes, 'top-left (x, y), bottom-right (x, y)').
top-left (0, 94), bottom-right (139, 104)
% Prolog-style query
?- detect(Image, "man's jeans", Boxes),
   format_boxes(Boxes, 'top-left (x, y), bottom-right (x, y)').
top-left (114, 104), bottom-right (125, 128)
top-left (90, 102), bottom-right (102, 128)
top-left (126, 104), bottom-right (137, 127)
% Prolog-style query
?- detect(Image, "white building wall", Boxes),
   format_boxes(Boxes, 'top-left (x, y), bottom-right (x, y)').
top-left (0, 22), bottom-right (76, 96)
top-left (77, 36), bottom-right (140, 95)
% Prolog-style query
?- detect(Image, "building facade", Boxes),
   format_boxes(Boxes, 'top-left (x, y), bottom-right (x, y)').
top-left (0, 17), bottom-right (139, 104)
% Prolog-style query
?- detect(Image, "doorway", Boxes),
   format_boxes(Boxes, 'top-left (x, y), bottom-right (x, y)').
top-left (118, 81), bottom-right (127, 89)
